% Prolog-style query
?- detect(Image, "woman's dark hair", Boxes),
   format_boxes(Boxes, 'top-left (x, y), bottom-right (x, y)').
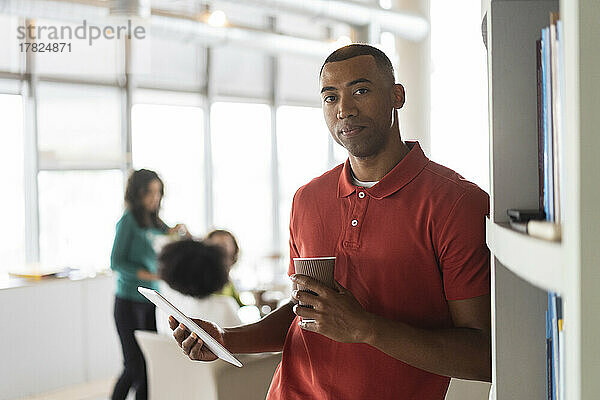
top-left (158, 239), bottom-right (229, 299)
top-left (124, 169), bottom-right (167, 229)
top-left (207, 229), bottom-right (240, 265)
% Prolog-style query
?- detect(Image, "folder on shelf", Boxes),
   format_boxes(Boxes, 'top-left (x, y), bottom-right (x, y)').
top-left (550, 12), bottom-right (562, 224)
top-left (541, 26), bottom-right (555, 222)
top-left (547, 293), bottom-right (555, 400)
top-left (538, 13), bottom-right (565, 225)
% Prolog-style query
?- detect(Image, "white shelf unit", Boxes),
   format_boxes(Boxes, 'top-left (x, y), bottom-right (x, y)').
top-left (483, 0), bottom-right (600, 399)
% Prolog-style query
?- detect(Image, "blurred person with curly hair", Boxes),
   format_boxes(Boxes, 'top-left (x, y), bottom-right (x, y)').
top-left (155, 239), bottom-right (241, 335)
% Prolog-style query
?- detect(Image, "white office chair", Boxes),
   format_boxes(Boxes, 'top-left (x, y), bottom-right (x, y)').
top-left (445, 378), bottom-right (492, 400)
top-left (135, 331), bottom-right (281, 400)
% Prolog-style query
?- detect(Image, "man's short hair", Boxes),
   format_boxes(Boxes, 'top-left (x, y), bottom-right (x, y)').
top-left (158, 239), bottom-right (229, 299)
top-left (319, 43), bottom-right (395, 85)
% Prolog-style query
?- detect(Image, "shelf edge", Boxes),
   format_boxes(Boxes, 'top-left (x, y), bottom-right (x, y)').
top-left (486, 218), bottom-right (563, 292)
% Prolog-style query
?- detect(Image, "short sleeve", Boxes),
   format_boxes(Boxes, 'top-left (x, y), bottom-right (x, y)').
top-left (287, 191), bottom-right (301, 277)
top-left (437, 188), bottom-right (490, 301)
top-left (287, 191), bottom-right (303, 304)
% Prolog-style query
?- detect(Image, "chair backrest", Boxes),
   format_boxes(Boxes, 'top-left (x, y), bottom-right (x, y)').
top-left (135, 330), bottom-right (222, 400)
top-left (135, 330), bottom-right (281, 400)
top-left (445, 378), bottom-right (492, 400)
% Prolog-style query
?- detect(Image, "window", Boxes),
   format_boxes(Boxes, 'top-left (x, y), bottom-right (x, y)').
top-left (0, 94), bottom-right (25, 271)
top-left (0, 15), bottom-right (23, 73)
top-left (36, 82), bottom-right (122, 168)
top-left (211, 102), bottom-right (272, 289)
top-left (131, 103), bottom-right (205, 236)
top-left (276, 106), bottom-right (329, 258)
top-left (136, 36), bottom-right (205, 89)
top-left (277, 54), bottom-right (322, 105)
top-left (430, 0), bottom-right (489, 192)
top-left (212, 46), bottom-right (270, 99)
top-left (32, 18), bottom-right (123, 79)
top-left (38, 170), bottom-right (124, 273)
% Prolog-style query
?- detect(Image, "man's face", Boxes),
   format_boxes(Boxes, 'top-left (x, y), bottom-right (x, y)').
top-left (320, 55), bottom-right (402, 159)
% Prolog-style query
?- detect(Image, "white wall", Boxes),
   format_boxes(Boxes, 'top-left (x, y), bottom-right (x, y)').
top-left (0, 275), bottom-right (121, 400)
top-left (395, 0), bottom-right (432, 155)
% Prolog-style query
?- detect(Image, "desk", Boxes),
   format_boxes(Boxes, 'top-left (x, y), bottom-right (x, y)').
top-left (0, 273), bottom-right (121, 400)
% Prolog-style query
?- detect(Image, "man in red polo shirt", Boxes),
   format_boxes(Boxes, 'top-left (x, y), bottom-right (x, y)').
top-left (171, 44), bottom-right (491, 399)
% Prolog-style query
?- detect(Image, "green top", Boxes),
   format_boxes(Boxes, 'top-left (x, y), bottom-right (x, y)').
top-left (110, 210), bottom-right (167, 302)
top-left (218, 281), bottom-right (244, 307)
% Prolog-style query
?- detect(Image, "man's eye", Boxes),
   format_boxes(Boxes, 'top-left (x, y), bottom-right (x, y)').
top-left (324, 95), bottom-right (336, 103)
top-left (355, 88), bottom-right (368, 95)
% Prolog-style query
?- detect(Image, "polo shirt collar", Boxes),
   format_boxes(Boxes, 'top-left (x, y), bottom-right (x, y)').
top-left (337, 141), bottom-right (429, 199)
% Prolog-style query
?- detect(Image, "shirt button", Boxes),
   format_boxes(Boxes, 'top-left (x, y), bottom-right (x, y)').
top-left (351, 219), bottom-right (358, 227)
top-left (358, 192), bottom-right (365, 199)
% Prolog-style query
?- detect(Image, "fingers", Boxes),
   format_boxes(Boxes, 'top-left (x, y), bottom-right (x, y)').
top-left (189, 339), bottom-right (213, 360)
top-left (189, 341), bottom-right (204, 360)
top-left (172, 322), bottom-right (190, 347)
top-left (168, 315), bottom-right (179, 330)
top-left (182, 332), bottom-right (202, 356)
top-left (291, 274), bottom-right (333, 297)
top-left (170, 318), bottom-right (219, 361)
top-left (293, 303), bottom-right (319, 320)
top-left (333, 280), bottom-right (347, 293)
top-left (292, 289), bottom-right (323, 309)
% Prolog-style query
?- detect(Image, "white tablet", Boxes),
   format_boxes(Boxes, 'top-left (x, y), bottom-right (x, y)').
top-left (138, 287), bottom-right (243, 368)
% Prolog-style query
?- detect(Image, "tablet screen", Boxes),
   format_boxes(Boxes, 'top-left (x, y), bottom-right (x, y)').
top-left (138, 287), bottom-right (243, 368)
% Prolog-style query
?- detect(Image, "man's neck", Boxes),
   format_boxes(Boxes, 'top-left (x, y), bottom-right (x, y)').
top-left (349, 139), bottom-right (411, 182)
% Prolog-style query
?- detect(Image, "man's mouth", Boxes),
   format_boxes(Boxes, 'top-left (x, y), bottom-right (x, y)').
top-left (340, 126), bottom-right (364, 137)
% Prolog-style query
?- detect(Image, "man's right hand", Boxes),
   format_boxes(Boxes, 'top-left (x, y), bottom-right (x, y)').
top-left (169, 315), bottom-right (225, 362)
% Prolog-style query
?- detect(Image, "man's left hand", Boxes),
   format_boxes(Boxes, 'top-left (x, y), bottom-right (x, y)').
top-left (291, 274), bottom-right (373, 343)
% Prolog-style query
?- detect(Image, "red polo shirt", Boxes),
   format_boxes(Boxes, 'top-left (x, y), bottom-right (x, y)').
top-left (267, 142), bottom-right (490, 400)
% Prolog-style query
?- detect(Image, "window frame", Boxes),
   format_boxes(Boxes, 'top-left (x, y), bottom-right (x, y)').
top-left (3, 14), bottom-right (352, 283)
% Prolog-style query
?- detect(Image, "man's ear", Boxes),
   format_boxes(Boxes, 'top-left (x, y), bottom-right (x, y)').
top-left (392, 84), bottom-right (405, 109)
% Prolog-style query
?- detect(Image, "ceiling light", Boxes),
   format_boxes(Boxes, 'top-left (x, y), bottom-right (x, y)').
top-left (207, 10), bottom-right (227, 27)
top-left (379, 0), bottom-right (393, 10)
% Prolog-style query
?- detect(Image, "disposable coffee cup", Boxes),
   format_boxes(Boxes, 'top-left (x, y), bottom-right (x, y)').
top-left (293, 257), bottom-right (335, 320)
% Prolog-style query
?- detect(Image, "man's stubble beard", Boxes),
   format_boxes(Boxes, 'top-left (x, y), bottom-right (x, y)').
top-left (336, 128), bottom-right (389, 160)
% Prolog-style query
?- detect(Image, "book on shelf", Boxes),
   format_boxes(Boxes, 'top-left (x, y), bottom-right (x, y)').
top-left (538, 12), bottom-right (565, 225)
top-left (541, 25), bottom-right (554, 222)
top-left (549, 13), bottom-right (561, 224)
top-left (558, 296), bottom-right (565, 400)
top-left (546, 307), bottom-right (553, 400)
top-left (511, 12), bottom-right (565, 242)
top-left (546, 292), bottom-right (564, 400)
top-left (536, 39), bottom-right (545, 214)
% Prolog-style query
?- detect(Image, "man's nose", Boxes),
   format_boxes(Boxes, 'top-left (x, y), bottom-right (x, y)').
top-left (337, 96), bottom-right (357, 119)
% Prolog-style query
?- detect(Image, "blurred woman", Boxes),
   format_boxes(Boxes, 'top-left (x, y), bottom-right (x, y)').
top-left (110, 169), bottom-right (188, 400)
top-left (206, 229), bottom-right (243, 307)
